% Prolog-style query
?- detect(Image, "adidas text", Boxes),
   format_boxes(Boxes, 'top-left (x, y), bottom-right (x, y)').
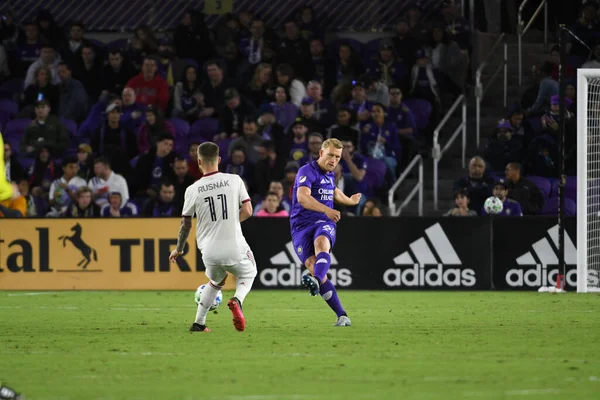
top-left (383, 265), bottom-right (476, 287)
top-left (259, 265), bottom-right (352, 287)
top-left (506, 266), bottom-right (599, 287)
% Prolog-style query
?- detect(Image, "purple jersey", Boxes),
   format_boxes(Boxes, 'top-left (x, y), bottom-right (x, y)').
top-left (290, 161), bottom-right (336, 232)
top-left (481, 198), bottom-right (523, 216)
top-left (289, 140), bottom-right (308, 162)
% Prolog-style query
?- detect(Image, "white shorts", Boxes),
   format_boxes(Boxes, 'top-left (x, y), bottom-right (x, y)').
top-left (203, 249), bottom-right (257, 284)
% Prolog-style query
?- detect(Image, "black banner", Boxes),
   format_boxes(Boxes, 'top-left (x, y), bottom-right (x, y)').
top-left (492, 217), bottom-right (586, 290)
top-left (242, 218), bottom-right (492, 290)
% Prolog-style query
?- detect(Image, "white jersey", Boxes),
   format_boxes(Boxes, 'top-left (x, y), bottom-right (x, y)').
top-left (181, 171), bottom-right (251, 265)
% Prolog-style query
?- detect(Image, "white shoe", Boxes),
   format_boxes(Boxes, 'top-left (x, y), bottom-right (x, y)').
top-left (334, 315), bottom-right (351, 326)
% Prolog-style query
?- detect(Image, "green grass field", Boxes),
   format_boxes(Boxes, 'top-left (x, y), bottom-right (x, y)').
top-left (1, 291), bottom-right (599, 400)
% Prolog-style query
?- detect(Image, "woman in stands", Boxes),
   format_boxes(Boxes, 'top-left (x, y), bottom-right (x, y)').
top-left (244, 63), bottom-right (274, 108)
top-left (267, 85), bottom-right (297, 133)
top-left (20, 65), bottom-right (59, 116)
top-left (361, 103), bottom-right (401, 185)
top-left (335, 42), bottom-right (364, 87)
top-left (137, 106), bottom-right (175, 154)
top-left (275, 63), bottom-right (306, 107)
top-left (172, 65), bottom-right (204, 122)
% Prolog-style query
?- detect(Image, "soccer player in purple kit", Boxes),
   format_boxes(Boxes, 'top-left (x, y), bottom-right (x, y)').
top-left (290, 138), bottom-right (361, 326)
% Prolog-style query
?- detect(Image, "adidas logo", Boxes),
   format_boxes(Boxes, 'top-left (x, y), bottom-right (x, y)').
top-left (385, 223), bottom-right (476, 287)
top-left (507, 225), bottom-right (599, 287)
top-left (260, 241), bottom-right (352, 287)
top-left (320, 178), bottom-right (328, 184)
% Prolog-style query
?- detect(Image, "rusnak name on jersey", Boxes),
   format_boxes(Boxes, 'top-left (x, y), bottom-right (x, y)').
top-left (196, 180), bottom-right (231, 192)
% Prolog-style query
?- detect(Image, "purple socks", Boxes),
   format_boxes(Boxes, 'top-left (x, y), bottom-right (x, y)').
top-left (314, 252), bottom-right (331, 283)
top-left (319, 280), bottom-right (346, 317)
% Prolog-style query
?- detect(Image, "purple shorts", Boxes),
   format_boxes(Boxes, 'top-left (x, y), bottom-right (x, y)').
top-left (291, 221), bottom-right (337, 265)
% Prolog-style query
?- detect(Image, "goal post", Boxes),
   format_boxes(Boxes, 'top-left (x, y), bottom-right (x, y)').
top-left (577, 69), bottom-right (600, 293)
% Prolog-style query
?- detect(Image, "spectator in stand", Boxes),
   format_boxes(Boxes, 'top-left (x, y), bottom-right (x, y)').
top-left (409, 50), bottom-right (442, 119)
top-left (392, 19), bottom-right (420, 70)
top-left (126, 56), bottom-right (169, 113)
top-left (76, 143), bottom-right (94, 181)
top-left (484, 120), bottom-right (523, 172)
top-left (16, 21), bottom-right (42, 74)
top-left (506, 104), bottom-right (533, 151)
top-left (453, 156), bottom-right (494, 215)
top-left (133, 134), bottom-right (176, 199)
top-left (0, 185), bottom-right (26, 218)
top-left (103, 49), bottom-right (136, 96)
top-left (297, 97), bottom-right (327, 134)
top-left (91, 103), bottom-right (138, 175)
top-left (238, 18), bottom-right (272, 82)
top-left (281, 161), bottom-right (299, 200)
top-left (201, 60), bottom-right (228, 118)
top-left (253, 141), bottom-right (286, 197)
top-left (134, 25), bottom-right (160, 56)
top-left (277, 20), bottom-right (311, 81)
top-left (17, 178), bottom-right (42, 217)
top-left (362, 103), bottom-right (401, 184)
top-left (216, 88), bottom-right (256, 140)
top-left (366, 39), bottom-right (406, 89)
top-left (100, 191), bottom-right (138, 217)
top-left (308, 39), bottom-right (336, 97)
top-left (259, 180), bottom-right (291, 214)
top-left (346, 80), bottom-right (374, 124)
top-left (28, 146), bottom-right (58, 201)
top-left (549, 45), bottom-right (576, 81)
top-left (298, 5), bottom-right (321, 40)
top-left (541, 95), bottom-right (574, 135)
top-left (441, 1), bottom-right (471, 51)
top-left (427, 26), bottom-right (467, 95)
top-left (137, 106), bottom-right (175, 154)
top-left (327, 108), bottom-right (357, 145)
top-left (306, 80), bottom-right (335, 129)
top-left (255, 191), bottom-right (289, 217)
top-left (172, 157), bottom-right (195, 206)
top-left (172, 65), bottom-right (206, 121)
top-left (20, 65), bottom-right (59, 115)
top-left (406, 4), bottom-right (429, 43)
top-left (156, 38), bottom-right (186, 91)
top-left (527, 61), bottom-right (558, 115)
top-left (142, 180), bottom-right (179, 217)
top-left (47, 156), bottom-right (87, 217)
top-left (221, 147), bottom-right (254, 185)
top-left (88, 156), bottom-right (130, 208)
top-left (481, 181), bottom-right (523, 216)
top-left (35, 10), bottom-right (64, 48)
top-left (365, 75), bottom-right (390, 106)
top-left (504, 162), bottom-right (545, 215)
top-left (57, 61), bottom-right (89, 123)
top-left (582, 42), bottom-right (600, 69)
top-left (444, 189), bottom-right (477, 217)
top-left (288, 120), bottom-right (310, 162)
top-left (24, 44), bottom-right (60, 88)
top-left (229, 117), bottom-right (265, 164)
top-left (387, 85), bottom-right (417, 135)
top-left (59, 22), bottom-right (96, 67)
top-left (3, 142), bottom-right (25, 183)
top-left (187, 142), bottom-right (203, 180)
top-left (121, 87), bottom-right (146, 133)
top-left (0, 44), bottom-right (9, 81)
top-left (299, 132), bottom-right (323, 166)
top-left (268, 85), bottom-right (298, 132)
top-left (21, 99), bottom-right (69, 157)
top-left (73, 44), bottom-right (104, 102)
top-left (77, 94), bottom-right (120, 140)
top-left (362, 199), bottom-right (383, 217)
top-left (174, 9), bottom-right (214, 67)
top-left (244, 63), bottom-right (274, 107)
top-left (334, 42), bottom-right (364, 87)
top-left (64, 186), bottom-right (100, 217)
top-left (275, 63), bottom-right (306, 107)
top-left (569, 2), bottom-right (599, 59)
top-left (339, 139), bottom-right (367, 214)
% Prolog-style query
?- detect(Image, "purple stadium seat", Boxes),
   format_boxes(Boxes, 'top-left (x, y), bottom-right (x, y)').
top-left (364, 157), bottom-right (386, 196)
top-left (107, 38), bottom-right (129, 51)
top-left (16, 156), bottom-right (34, 172)
top-left (168, 118), bottom-right (190, 155)
top-left (327, 38), bottom-right (363, 61)
top-left (190, 118), bottom-right (218, 141)
top-left (0, 79), bottom-right (24, 99)
top-left (0, 98), bottom-right (18, 116)
top-left (0, 111), bottom-right (12, 126)
top-left (4, 119), bottom-right (31, 154)
top-left (526, 176), bottom-right (551, 198)
top-left (403, 99), bottom-right (432, 131)
top-left (540, 197), bottom-right (576, 216)
top-left (218, 138), bottom-right (232, 159)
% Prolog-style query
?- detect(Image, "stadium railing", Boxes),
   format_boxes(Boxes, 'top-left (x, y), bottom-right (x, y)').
top-left (387, 154), bottom-right (423, 216)
top-left (518, 0), bottom-right (548, 85)
top-left (475, 33), bottom-right (507, 148)
top-left (432, 95), bottom-right (467, 211)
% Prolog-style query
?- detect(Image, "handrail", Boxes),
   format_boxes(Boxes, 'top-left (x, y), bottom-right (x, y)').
top-left (518, 0), bottom-right (548, 85)
top-left (387, 155), bottom-right (423, 216)
top-left (432, 95), bottom-right (467, 211)
top-left (475, 34), bottom-right (508, 148)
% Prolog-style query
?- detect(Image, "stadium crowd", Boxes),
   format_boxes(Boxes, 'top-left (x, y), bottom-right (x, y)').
top-left (0, 2), bottom-right (472, 218)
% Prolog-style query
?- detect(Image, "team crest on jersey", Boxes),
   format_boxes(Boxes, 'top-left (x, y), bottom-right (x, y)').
top-left (506, 209), bottom-right (511, 215)
top-left (299, 176), bottom-right (307, 183)
top-left (297, 246), bottom-right (302, 255)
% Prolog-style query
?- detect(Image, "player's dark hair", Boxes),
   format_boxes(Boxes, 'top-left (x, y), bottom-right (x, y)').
top-left (94, 156), bottom-right (111, 168)
top-left (160, 179), bottom-right (174, 189)
top-left (197, 142), bottom-right (219, 162)
top-left (62, 156), bottom-right (79, 167)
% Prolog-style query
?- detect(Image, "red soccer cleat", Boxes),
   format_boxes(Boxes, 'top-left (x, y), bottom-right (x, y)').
top-left (227, 297), bottom-right (245, 332)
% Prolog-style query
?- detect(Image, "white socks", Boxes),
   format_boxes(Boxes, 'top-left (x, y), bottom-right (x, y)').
top-left (234, 277), bottom-right (254, 305)
top-left (194, 281), bottom-right (222, 325)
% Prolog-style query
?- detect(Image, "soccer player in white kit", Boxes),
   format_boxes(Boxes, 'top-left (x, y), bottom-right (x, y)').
top-left (169, 142), bottom-right (256, 333)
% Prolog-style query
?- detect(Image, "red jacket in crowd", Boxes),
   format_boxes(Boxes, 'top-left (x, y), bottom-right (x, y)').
top-left (126, 73), bottom-right (169, 113)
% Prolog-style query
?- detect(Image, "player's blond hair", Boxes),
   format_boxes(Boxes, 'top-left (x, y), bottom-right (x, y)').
top-left (197, 142), bottom-right (219, 163)
top-left (321, 138), bottom-right (343, 150)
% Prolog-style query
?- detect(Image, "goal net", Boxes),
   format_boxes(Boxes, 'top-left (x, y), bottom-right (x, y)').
top-left (577, 69), bottom-right (600, 292)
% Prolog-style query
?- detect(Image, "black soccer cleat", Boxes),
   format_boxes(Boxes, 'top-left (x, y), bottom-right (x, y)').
top-left (189, 323), bottom-right (211, 332)
top-left (302, 274), bottom-right (320, 296)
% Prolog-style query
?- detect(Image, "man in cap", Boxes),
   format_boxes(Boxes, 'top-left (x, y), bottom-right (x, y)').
top-left (480, 180), bottom-right (523, 216)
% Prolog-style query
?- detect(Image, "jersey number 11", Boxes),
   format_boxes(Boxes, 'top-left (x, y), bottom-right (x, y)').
top-left (205, 194), bottom-right (228, 221)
